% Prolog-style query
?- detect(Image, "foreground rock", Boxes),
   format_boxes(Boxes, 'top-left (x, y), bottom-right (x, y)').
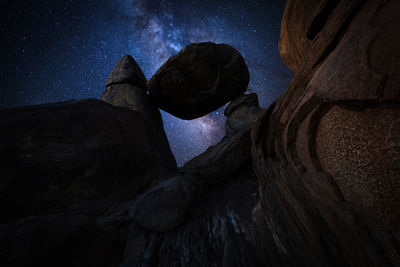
top-left (147, 42), bottom-right (250, 119)
top-left (224, 93), bottom-right (260, 137)
top-left (0, 214), bottom-right (121, 267)
top-left (251, 0), bottom-right (400, 265)
top-left (0, 99), bottom-right (158, 222)
top-left (102, 55), bottom-right (177, 175)
top-left (129, 176), bottom-right (199, 232)
top-left (120, 161), bottom-right (259, 266)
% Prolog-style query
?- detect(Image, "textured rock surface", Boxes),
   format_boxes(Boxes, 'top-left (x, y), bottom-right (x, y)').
top-left (147, 42), bottom-right (250, 119)
top-left (106, 55), bottom-right (147, 89)
top-left (249, 0), bottom-right (400, 266)
top-left (316, 105), bottom-right (400, 226)
top-left (184, 129), bottom-right (251, 186)
top-left (121, 161), bottom-right (259, 266)
top-left (129, 176), bottom-right (198, 232)
top-left (224, 93), bottom-right (260, 137)
top-left (102, 56), bottom-right (177, 174)
top-left (0, 99), bottom-right (157, 222)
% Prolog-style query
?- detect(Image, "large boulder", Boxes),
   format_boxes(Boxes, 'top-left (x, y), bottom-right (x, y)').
top-left (147, 42), bottom-right (250, 120)
top-left (224, 93), bottom-right (260, 137)
top-left (102, 55), bottom-right (177, 174)
top-left (0, 99), bottom-right (159, 222)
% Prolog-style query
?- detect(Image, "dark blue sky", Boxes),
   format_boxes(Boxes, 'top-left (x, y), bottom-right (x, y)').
top-left (0, 0), bottom-right (292, 165)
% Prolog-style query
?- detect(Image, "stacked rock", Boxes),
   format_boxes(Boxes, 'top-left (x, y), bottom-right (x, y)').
top-left (102, 55), bottom-right (177, 174)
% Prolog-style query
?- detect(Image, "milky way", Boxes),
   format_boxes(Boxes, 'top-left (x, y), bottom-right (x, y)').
top-left (0, 0), bottom-right (292, 165)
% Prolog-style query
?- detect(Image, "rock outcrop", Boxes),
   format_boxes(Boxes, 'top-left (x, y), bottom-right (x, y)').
top-left (102, 55), bottom-right (176, 175)
top-left (119, 160), bottom-right (259, 266)
top-left (251, 0), bottom-right (400, 265)
top-left (224, 93), bottom-right (260, 137)
top-left (0, 99), bottom-right (159, 223)
top-left (147, 42), bottom-right (250, 120)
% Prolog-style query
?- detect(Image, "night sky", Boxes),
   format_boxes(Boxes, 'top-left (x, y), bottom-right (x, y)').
top-left (0, 0), bottom-right (292, 165)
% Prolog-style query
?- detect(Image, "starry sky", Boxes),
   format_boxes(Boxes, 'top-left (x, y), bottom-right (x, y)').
top-left (0, 0), bottom-right (292, 165)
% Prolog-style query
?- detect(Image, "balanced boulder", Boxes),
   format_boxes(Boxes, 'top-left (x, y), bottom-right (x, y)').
top-left (147, 42), bottom-right (250, 120)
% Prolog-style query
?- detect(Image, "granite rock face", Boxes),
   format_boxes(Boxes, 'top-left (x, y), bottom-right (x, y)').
top-left (224, 93), bottom-right (260, 137)
top-left (250, 0), bottom-right (400, 265)
top-left (147, 42), bottom-right (250, 120)
top-left (102, 55), bottom-right (176, 175)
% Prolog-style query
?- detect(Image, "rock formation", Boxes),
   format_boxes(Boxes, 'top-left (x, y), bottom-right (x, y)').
top-left (0, 0), bottom-right (399, 266)
top-left (0, 99), bottom-right (160, 223)
top-left (105, 55), bottom-right (147, 89)
top-left (250, 0), bottom-right (400, 265)
top-left (147, 42), bottom-right (250, 119)
top-left (102, 55), bottom-right (176, 175)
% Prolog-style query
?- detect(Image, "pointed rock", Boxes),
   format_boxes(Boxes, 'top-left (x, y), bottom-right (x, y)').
top-left (102, 56), bottom-right (177, 175)
top-left (105, 55), bottom-right (147, 89)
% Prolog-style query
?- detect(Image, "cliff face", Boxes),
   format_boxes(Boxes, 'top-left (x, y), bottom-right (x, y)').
top-left (251, 0), bottom-right (400, 265)
top-left (0, 0), bottom-right (399, 266)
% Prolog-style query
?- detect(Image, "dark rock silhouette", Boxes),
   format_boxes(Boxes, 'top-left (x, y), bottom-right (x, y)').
top-left (129, 176), bottom-right (199, 232)
top-left (147, 42), bottom-right (250, 120)
top-left (119, 161), bottom-right (259, 266)
top-left (0, 0), bottom-right (399, 266)
top-left (0, 214), bottom-right (121, 267)
top-left (0, 99), bottom-right (159, 223)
